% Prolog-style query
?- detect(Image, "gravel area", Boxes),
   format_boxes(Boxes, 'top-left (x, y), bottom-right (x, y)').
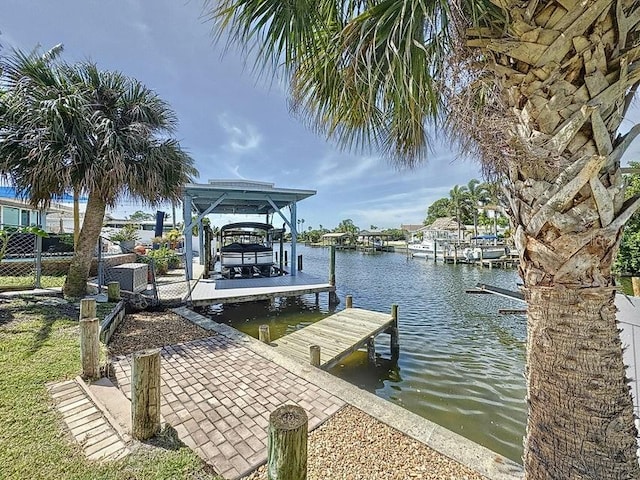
top-left (244, 405), bottom-right (486, 480)
top-left (107, 309), bottom-right (214, 356)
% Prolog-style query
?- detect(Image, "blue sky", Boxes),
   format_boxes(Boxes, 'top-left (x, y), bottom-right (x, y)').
top-left (3, 1), bottom-right (639, 230)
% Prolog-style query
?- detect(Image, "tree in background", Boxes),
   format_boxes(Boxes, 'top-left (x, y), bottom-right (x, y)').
top-left (210, 0), bottom-right (640, 476)
top-left (0, 48), bottom-right (197, 297)
top-left (466, 179), bottom-right (488, 237)
top-left (129, 211), bottom-right (155, 222)
top-left (616, 162), bottom-right (640, 274)
top-left (448, 185), bottom-right (470, 240)
top-left (334, 218), bottom-right (359, 235)
top-left (424, 197), bottom-right (451, 225)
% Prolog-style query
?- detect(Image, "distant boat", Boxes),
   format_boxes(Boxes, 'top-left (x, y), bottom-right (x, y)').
top-left (408, 240), bottom-right (453, 259)
top-left (464, 235), bottom-right (510, 261)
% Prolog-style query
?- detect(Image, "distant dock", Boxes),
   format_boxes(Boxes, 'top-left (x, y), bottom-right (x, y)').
top-left (265, 298), bottom-right (399, 370)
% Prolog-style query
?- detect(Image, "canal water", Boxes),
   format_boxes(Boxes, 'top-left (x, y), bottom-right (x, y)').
top-left (205, 244), bottom-right (527, 463)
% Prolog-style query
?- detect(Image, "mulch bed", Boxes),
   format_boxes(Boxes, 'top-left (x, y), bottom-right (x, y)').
top-left (107, 309), bottom-right (214, 357)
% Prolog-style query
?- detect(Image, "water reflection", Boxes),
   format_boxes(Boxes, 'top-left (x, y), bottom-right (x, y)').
top-left (204, 244), bottom-right (526, 463)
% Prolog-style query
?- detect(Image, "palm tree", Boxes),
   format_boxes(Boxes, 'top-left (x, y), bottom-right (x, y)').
top-left (448, 184), bottom-right (469, 241)
top-left (466, 179), bottom-right (487, 238)
top-left (209, 2), bottom-right (640, 477)
top-left (0, 49), bottom-right (197, 297)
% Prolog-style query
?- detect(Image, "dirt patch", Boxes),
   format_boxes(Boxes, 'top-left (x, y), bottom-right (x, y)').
top-left (107, 309), bottom-right (214, 357)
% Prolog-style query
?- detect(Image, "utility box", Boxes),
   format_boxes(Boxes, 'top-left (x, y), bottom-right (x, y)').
top-left (108, 263), bottom-right (148, 293)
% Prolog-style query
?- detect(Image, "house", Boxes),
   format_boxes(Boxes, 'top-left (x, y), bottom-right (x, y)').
top-left (0, 186), bottom-right (81, 233)
top-left (401, 224), bottom-right (426, 242)
top-left (418, 217), bottom-right (466, 242)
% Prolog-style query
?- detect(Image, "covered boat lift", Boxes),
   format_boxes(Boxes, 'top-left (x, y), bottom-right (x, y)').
top-left (182, 179), bottom-right (316, 280)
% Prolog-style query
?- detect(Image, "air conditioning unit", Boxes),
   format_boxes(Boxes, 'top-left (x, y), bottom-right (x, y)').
top-left (108, 263), bottom-right (148, 293)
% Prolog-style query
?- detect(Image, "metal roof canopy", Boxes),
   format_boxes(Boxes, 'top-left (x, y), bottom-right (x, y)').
top-left (182, 180), bottom-right (316, 280)
top-left (184, 180), bottom-right (316, 216)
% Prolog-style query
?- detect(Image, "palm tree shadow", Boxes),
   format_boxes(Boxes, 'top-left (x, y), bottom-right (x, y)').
top-left (22, 301), bottom-right (79, 356)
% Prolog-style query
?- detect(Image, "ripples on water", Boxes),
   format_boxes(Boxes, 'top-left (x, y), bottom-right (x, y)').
top-left (205, 245), bottom-right (527, 463)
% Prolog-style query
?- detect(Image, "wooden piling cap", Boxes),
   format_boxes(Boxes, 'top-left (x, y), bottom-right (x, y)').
top-left (270, 404), bottom-right (308, 430)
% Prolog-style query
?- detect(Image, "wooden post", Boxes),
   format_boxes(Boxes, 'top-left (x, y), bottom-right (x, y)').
top-left (284, 250), bottom-right (288, 266)
top-left (259, 324), bottom-right (271, 344)
top-left (309, 345), bottom-right (321, 367)
top-left (433, 240), bottom-right (437, 262)
top-left (131, 348), bottom-right (161, 441)
top-left (107, 281), bottom-right (121, 302)
top-left (390, 304), bottom-right (399, 359)
top-left (633, 277), bottom-right (640, 297)
top-left (328, 245), bottom-right (340, 306)
top-left (367, 336), bottom-right (375, 364)
top-left (329, 245), bottom-right (336, 286)
top-left (453, 245), bottom-right (458, 265)
top-left (345, 295), bottom-right (353, 309)
top-left (80, 298), bottom-right (97, 320)
top-left (297, 254), bottom-right (303, 271)
top-left (80, 317), bottom-right (100, 380)
top-left (268, 405), bottom-right (308, 480)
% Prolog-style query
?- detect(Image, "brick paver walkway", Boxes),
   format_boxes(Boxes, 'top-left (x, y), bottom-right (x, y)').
top-left (47, 380), bottom-right (130, 462)
top-left (110, 336), bottom-right (345, 479)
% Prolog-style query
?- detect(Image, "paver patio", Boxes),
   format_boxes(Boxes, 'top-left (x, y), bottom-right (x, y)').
top-left (109, 335), bottom-right (345, 479)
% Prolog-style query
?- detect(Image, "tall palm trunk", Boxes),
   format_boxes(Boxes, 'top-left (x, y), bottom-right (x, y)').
top-left (63, 190), bottom-right (107, 298)
top-left (467, 0), bottom-right (640, 477)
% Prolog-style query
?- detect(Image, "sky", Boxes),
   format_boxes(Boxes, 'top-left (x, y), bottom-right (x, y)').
top-left (2, 1), bottom-right (640, 231)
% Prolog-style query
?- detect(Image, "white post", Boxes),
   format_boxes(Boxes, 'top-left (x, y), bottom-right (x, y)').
top-left (183, 193), bottom-right (193, 280)
top-left (290, 202), bottom-right (297, 277)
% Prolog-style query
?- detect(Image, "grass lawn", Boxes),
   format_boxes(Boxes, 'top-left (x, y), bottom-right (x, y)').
top-left (0, 297), bottom-right (220, 480)
top-left (0, 275), bottom-right (67, 289)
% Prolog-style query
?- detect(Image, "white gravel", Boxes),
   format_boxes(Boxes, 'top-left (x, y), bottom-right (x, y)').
top-left (244, 405), bottom-right (486, 480)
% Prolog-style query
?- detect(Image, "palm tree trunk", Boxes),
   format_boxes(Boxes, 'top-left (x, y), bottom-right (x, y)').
top-left (524, 286), bottom-right (638, 478)
top-left (73, 187), bottom-right (80, 250)
top-left (63, 191), bottom-right (107, 298)
top-left (461, 0), bottom-right (640, 475)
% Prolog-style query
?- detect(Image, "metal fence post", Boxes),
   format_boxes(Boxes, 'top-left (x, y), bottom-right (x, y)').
top-left (97, 236), bottom-right (104, 292)
top-left (35, 232), bottom-right (42, 289)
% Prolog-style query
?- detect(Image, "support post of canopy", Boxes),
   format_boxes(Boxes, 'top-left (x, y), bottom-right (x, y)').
top-left (183, 193), bottom-right (193, 280)
top-left (290, 202), bottom-right (297, 277)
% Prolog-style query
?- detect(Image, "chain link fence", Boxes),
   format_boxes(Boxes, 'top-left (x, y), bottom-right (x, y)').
top-left (0, 226), bottom-right (74, 290)
top-left (96, 237), bottom-right (194, 307)
top-left (0, 230), bottom-right (194, 306)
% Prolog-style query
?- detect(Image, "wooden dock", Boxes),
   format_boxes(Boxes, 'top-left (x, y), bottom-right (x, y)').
top-left (189, 271), bottom-right (335, 307)
top-left (270, 301), bottom-right (399, 370)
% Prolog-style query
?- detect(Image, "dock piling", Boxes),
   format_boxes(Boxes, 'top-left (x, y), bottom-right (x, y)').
top-left (259, 325), bottom-right (271, 344)
top-left (309, 345), bottom-right (321, 367)
top-left (328, 246), bottom-right (340, 306)
top-left (633, 277), bottom-right (640, 296)
top-left (345, 295), bottom-right (353, 308)
top-left (297, 254), bottom-right (303, 271)
top-left (80, 317), bottom-right (100, 380)
top-left (267, 405), bottom-right (308, 479)
top-left (131, 348), bottom-right (161, 441)
top-left (107, 281), bottom-right (121, 302)
top-left (80, 298), bottom-right (97, 320)
top-left (367, 336), bottom-right (375, 364)
top-left (390, 304), bottom-right (399, 358)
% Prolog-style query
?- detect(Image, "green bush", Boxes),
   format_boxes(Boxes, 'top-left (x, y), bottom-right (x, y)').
top-left (141, 247), bottom-right (180, 275)
top-left (616, 229), bottom-right (640, 275)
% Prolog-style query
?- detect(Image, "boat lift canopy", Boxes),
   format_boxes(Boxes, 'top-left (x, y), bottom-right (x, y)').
top-left (182, 179), bottom-right (316, 279)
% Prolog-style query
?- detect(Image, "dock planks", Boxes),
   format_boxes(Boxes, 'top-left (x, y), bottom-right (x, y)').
top-left (272, 307), bottom-right (395, 370)
top-left (189, 271), bottom-right (335, 307)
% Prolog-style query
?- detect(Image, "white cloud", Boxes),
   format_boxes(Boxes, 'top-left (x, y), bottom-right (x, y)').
top-left (315, 154), bottom-right (383, 186)
top-left (218, 115), bottom-right (262, 153)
